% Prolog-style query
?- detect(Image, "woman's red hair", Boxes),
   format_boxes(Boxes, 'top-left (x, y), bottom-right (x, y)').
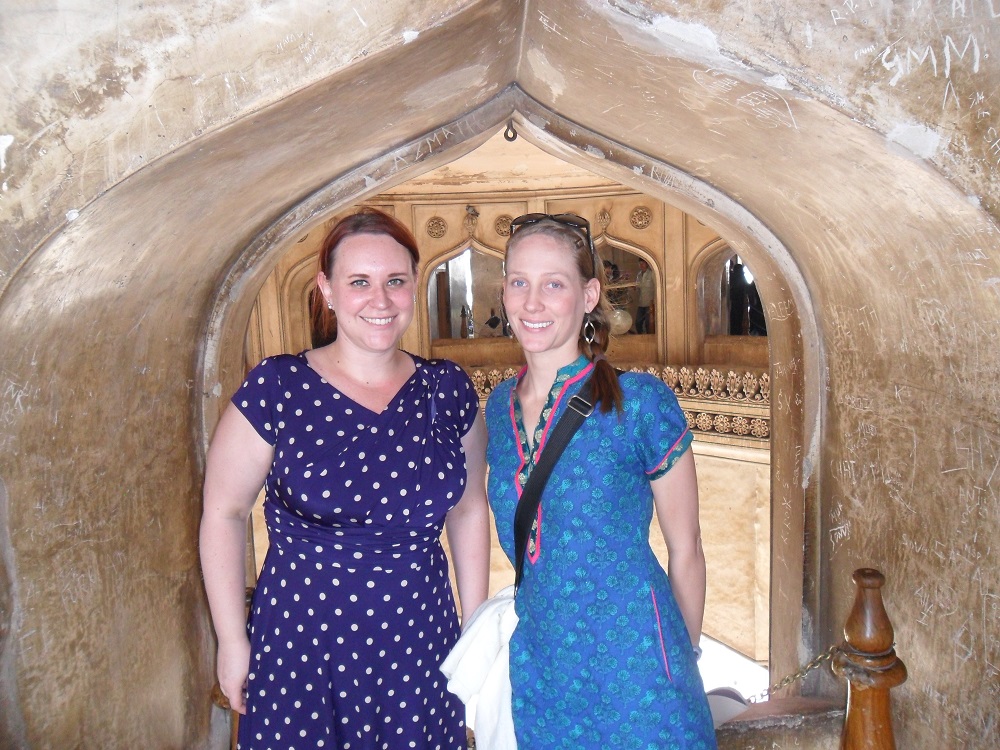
top-left (309, 208), bottom-right (420, 346)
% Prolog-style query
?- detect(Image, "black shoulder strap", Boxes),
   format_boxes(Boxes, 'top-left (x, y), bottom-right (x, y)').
top-left (512, 376), bottom-right (595, 590)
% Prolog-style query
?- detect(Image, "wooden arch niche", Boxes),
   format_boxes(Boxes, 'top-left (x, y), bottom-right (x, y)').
top-left (418, 236), bottom-right (525, 367)
top-left (594, 231), bottom-right (661, 362)
top-left (244, 252), bottom-right (315, 365)
top-left (200, 100), bottom-right (820, 695)
top-left (693, 239), bottom-right (770, 369)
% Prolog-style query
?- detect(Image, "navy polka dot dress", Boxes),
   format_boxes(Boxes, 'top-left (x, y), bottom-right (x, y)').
top-left (232, 352), bottom-right (477, 750)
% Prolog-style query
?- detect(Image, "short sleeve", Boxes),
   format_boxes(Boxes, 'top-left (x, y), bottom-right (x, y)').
top-left (626, 374), bottom-right (693, 480)
top-left (433, 360), bottom-right (479, 437)
top-left (231, 357), bottom-right (282, 446)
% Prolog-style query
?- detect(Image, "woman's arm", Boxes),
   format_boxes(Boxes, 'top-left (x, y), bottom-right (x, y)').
top-left (445, 410), bottom-right (491, 624)
top-left (651, 448), bottom-right (706, 645)
top-left (199, 403), bottom-right (274, 714)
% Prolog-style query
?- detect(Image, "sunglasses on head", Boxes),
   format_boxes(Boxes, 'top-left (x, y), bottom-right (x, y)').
top-left (509, 213), bottom-right (600, 278)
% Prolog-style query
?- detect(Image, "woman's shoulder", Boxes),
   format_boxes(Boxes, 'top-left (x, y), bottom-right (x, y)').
top-left (615, 368), bottom-right (680, 406)
top-left (412, 356), bottom-right (482, 409)
top-left (616, 367), bottom-right (666, 388)
top-left (485, 375), bottom-right (516, 411)
top-left (242, 352), bottom-right (306, 382)
top-left (233, 353), bottom-right (309, 416)
top-left (414, 355), bottom-right (473, 386)
top-left (415, 354), bottom-right (461, 374)
top-left (276, 352), bottom-right (310, 367)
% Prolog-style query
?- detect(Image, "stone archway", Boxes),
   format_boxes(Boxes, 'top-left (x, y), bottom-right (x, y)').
top-left (3, 4), bottom-right (999, 747)
top-left (199, 89), bottom-right (820, 696)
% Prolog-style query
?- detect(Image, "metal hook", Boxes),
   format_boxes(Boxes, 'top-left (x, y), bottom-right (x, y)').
top-left (504, 120), bottom-right (518, 142)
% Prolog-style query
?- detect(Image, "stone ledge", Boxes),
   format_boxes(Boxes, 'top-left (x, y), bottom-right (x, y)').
top-left (716, 697), bottom-right (843, 750)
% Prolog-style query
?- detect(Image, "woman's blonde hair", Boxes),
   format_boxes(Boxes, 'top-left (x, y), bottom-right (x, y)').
top-left (506, 218), bottom-right (623, 414)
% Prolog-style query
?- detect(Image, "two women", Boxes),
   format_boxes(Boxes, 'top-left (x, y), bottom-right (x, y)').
top-left (201, 206), bottom-right (714, 748)
top-left (485, 214), bottom-right (716, 748)
top-left (200, 208), bottom-right (490, 749)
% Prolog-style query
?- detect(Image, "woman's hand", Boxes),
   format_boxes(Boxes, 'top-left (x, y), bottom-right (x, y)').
top-left (217, 635), bottom-right (252, 715)
top-left (200, 403), bottom-right (273, 716)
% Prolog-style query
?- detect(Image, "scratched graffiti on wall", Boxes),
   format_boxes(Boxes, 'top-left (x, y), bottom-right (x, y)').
top-left (830, 0), bottom-right (1000, 200)
top-left (690, 69), bottom-right (798, 130)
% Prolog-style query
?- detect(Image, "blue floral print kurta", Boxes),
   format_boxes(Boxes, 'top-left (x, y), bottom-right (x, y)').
top-left (485, 356), bottom-right (717, 749)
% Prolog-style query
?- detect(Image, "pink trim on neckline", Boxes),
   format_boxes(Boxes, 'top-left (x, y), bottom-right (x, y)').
top-left (535, 363), bottom-right (594, 454)
top-left (509, 361), bottom-right (594, 570)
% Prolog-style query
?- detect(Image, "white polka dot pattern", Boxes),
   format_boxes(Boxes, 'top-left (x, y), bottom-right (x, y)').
top-left (232, 352), bottom-right (477, 749)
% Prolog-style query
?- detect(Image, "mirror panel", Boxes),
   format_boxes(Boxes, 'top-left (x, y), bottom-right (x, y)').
top-left (427, 246), bottom-right (506, 340)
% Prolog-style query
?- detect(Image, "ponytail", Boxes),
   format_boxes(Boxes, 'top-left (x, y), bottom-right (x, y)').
top-left (580, 294), bottom-right (624, 415)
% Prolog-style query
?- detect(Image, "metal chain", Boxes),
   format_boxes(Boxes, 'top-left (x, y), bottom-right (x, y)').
top-left (747, 644), bottom-right (841, 703)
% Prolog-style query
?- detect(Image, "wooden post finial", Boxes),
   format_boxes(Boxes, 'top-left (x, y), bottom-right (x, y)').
top-left (832, 567), bottom-right (907, 750)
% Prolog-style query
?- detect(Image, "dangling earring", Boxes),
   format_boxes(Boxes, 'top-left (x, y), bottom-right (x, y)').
top-left (500, 302), bottom-right (513, 338)
top-left (582, 314), bottom-right (596, 344)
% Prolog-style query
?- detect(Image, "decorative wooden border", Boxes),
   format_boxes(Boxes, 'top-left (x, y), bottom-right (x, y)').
top-left (465, 363), bottom-right (770, 447)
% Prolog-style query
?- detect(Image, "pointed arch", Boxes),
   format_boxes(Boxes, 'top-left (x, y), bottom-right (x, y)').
top-left (691, 238), bottom-right (735, 343)
top-left (415, 235), bottom-right (506, 351)
top-left (595, 230), bottom-right (659, 350)
top-left (198, 87), bottom-right (821, 688)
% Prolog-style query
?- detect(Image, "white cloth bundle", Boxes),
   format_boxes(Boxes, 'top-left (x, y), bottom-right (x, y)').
top-left (441, 585), bottom-right (519, 750)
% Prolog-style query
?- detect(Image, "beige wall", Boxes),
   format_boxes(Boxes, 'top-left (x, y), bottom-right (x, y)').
top-left (1, 2), bottom-right (998, 748)
top-left (694, 446), bottom-right (771, 661)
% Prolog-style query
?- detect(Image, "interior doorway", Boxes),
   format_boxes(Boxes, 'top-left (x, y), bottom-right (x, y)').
top-left (200, 100), bottom-right (820, 697)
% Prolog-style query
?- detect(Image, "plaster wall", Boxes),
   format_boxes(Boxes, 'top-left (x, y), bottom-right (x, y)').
top-left (694, 447), bottom-right (771, 662)
top-left (1, 1), bottom-right (998, 748)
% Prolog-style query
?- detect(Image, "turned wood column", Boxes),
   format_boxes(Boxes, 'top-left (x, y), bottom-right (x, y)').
top-left (832, 568), bottom-right (908, 750)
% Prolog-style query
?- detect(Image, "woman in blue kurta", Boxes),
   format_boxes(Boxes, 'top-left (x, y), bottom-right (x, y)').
top-left (201, 209), bottom-right (490, 749)
top-left (485, 214), bottom-right (716, 749)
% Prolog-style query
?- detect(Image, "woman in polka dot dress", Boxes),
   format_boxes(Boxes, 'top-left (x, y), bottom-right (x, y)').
top-left (200, 208), bottom-right (490, 749)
